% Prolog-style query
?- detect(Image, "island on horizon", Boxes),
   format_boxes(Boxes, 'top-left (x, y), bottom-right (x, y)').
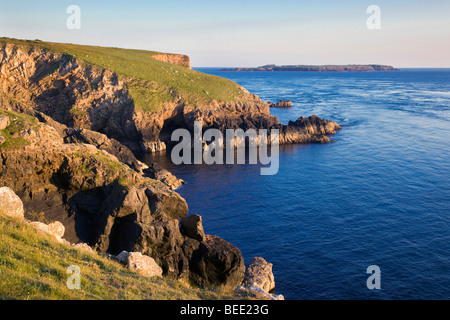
top-left (221, 64), bottom-right (399, 72)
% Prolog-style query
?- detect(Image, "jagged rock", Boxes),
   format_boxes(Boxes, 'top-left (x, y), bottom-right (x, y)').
top-left (189, 235), bottom-right (245, 289)
top-left (0, 187), bottom-right (25, 219)
top-left (145, 185), bottom-right (188, 220)
top-left (243, 257), bottom-right (275, 293)
top-left (63, 128), bottom-right (149, 174)
top-left (0, 133), bottom-right (5, 145)
top-left (269, 100), bottom-right (292, 108)
top-left (0, 115), bottom-right (10, 130)
top-left (289, 115), bottom-right (341, 136)
top-left (141, 140), bottom-right (166, 153)
top-left (150, 53), bottom-right (191, 69)
top-left (116, 250), bottom-right (163, 277)
top-left (145, 162), bottom-right (185, 190)
top-left (181, 214), bottom-right (205, 242)
top-left (235, 284), bottom-right (284, 300)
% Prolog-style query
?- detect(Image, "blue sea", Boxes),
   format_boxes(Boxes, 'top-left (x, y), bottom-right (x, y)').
top-left (143, 68), bottom-right (450, 300)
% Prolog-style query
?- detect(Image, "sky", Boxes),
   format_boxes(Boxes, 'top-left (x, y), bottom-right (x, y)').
top-left (1, 0), bottom-right (449, 67)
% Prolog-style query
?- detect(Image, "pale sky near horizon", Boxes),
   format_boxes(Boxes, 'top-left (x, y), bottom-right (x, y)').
top-left (1, 0), bottom-right (449, 68)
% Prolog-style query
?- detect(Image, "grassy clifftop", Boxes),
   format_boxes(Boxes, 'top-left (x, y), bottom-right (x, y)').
top-left (0, 38), bottom-right (247, 112)
top-left (0, 213), bottom-right (237, 300)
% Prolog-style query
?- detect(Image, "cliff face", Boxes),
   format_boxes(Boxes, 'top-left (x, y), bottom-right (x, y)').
top-left (151, 53), bottom-right (191, 69)
top-left (0, 109), bottom-right (244, 287)
top-left (0, 42), bottom-right (340, 154)
top-left (0, 40), bottom-right (344, 297)
top-left (0, 43), bottom-right (141, 149)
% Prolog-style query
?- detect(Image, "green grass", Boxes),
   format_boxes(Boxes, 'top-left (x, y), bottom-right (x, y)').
top-left (0, 213), bottom-right (239, 300)
top-left (0, 38), bottom-right (249, 112)
top-left (0, 110), bottom-right (37, 150)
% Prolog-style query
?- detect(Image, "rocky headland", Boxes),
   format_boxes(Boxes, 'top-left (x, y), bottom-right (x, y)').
top-left (0, 38), bottom-right (342, 299)
top-left (221, 64), bottom-right (399, 72)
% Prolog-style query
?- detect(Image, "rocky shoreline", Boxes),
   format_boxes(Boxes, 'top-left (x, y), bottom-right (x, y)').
top-left (0, 40), bottom-right (342, 299)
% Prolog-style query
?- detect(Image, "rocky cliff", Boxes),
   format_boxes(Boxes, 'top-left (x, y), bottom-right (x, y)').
top-left (0, 40), bottom-right (341, 153)
top-left (151, 53), bottom-right (191, 69)
top-left (0, 109), bottom-right (243, 288)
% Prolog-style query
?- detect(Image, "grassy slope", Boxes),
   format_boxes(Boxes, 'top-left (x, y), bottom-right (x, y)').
top-left (0, 38), bottom-right (246, 112)
top-left (0, 213), bottom-right (238, 300)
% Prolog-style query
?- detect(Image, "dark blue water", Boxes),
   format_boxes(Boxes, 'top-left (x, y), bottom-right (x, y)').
top-left (143, 69), bottom-right (450, 299)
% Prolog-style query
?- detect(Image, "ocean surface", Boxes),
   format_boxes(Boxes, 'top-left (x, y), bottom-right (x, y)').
top-left (141, 68), bottom-right (450, 300)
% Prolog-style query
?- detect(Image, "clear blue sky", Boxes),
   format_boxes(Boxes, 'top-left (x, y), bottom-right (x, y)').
top-left (1, 0), bottom-right (449, 67)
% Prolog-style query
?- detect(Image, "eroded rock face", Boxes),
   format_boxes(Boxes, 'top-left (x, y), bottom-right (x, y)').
top-left (0, 112), bottom-right (244, 288)
top-left (181, 214), bottom-right (205, 242)
top-left (189, 235), bottom-right (245, 289)
top-left (0, 43), bottom-right (140, 149)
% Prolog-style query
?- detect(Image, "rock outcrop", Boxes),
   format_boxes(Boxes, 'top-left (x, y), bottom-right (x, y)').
top-left (235, 257), bottom-right (284, 300)
top-left (269, 100), bottom-right (292, 108)
top-left (180, 214), bottom-right (205, 242)
top-left (0, 109), bottom-right (244, 288)
top-left (150, 54), bottom-right (191, 69)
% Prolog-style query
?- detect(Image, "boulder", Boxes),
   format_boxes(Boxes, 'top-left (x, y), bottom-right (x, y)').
top-left (116, 251), bottom-right (163, 277)
top-left (181, 214), bottom-right (206, 242)
top-left (145, 185), bottom-right (188, 220)
top-left (288, 115), bottom-right (341, 135)
top-left (145, 161), bottom-right (185, 190)
top-left (30, 221), bottom-right (65, 240)
top-left (0, 187), bottom-right (24, 219)
top-left (243, 257), bottom-right (275, 293)
top-left (269, 100), bottom-right (292, 108)
top-left (0, 115), bottom-right (10, 130)
top-left (189, 235), bottom-right (245, 289)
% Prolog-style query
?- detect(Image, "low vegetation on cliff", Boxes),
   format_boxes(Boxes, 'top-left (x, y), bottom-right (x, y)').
top-left (0, 213), bottom-right (236, 300)
top-left (0, 38), bottom-right (340, 300)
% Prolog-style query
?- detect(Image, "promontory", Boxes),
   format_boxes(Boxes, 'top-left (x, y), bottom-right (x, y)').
top-left (221, 64), bottom-right (398, 72)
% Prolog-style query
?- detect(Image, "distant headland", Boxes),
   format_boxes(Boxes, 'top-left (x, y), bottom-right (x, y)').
top-left (221, 64), bottom-right (399, 72)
